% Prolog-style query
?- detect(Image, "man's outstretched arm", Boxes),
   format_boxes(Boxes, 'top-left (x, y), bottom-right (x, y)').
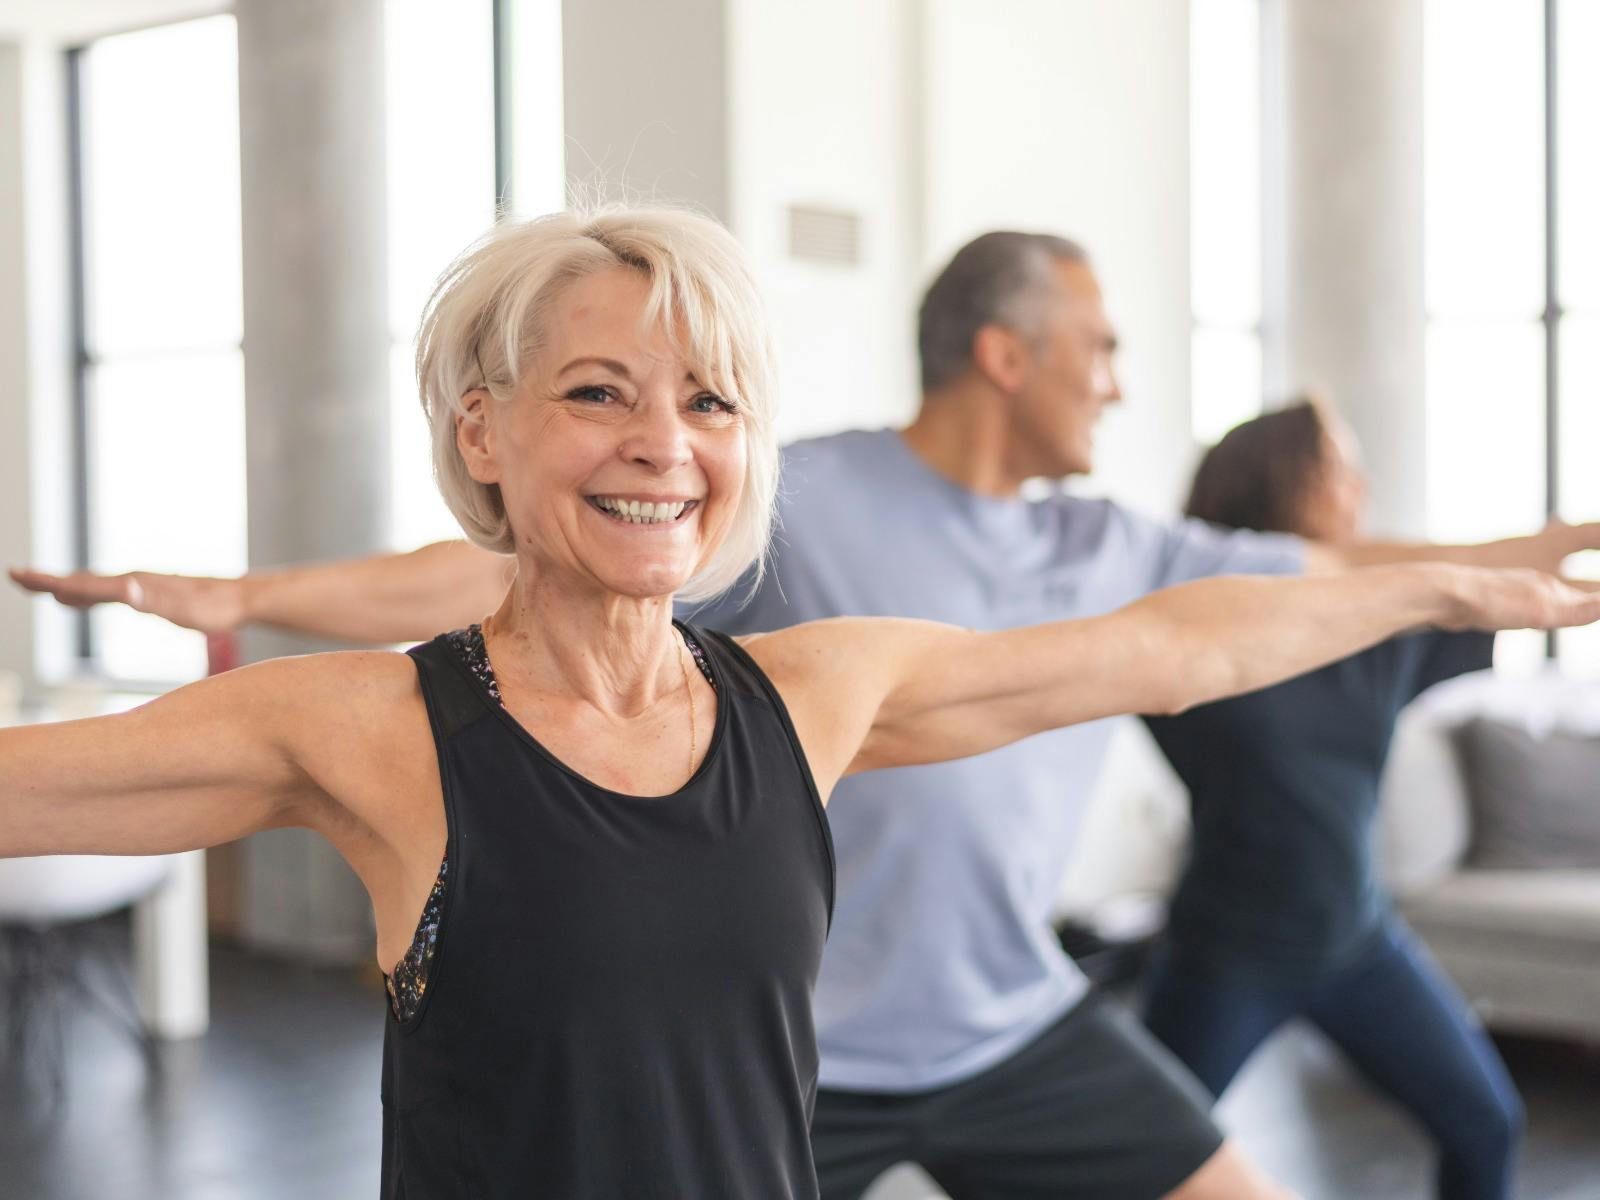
top-left (9, 539), bottom-right (513, 645)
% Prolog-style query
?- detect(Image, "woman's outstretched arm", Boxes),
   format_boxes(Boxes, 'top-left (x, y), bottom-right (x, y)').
top-left (1306, 518), bottom-right (1600, 574)
top-left (752, 563), bottom-right (1600, 796)
top-left (0, 652), bottom-right (419, 860)
top-left (8, 539), bottom-right (513, 645)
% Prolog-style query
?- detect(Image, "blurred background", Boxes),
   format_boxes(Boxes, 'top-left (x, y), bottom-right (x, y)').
top-left (0, 1), bottom-right (1596, 1197)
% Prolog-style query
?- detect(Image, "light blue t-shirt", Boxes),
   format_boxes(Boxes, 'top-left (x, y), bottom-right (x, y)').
top-left (688, 428), bottom-right (1304, 1092)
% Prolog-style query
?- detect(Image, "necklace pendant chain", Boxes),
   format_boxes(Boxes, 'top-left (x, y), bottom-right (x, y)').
top-left (676, 633), bottom-right (697, 785)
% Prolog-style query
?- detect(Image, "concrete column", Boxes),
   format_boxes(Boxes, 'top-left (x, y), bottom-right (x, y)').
top-left (0, 39), bottom-right (75, 699)
top-left (561, 0), bottom-right (730, 220)
top-left (1266, 0), bottom-right (1428, 537)
top-left (235, 0), bottom-right (390, 962)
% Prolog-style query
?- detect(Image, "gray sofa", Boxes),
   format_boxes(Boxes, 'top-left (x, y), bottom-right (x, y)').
top-left (1379, 670), bottom-right (1600, 1042)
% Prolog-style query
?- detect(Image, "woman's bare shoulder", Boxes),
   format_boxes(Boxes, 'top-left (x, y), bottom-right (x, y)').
top-left (238, 651), bottom-right (439, 836)
top-left (201, 648), bottom-right (423, 714)
top-left (167, 650), bottom-right (431, 784)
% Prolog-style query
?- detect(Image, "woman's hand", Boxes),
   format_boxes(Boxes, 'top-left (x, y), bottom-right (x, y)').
top-left (9, 567), bottom-right (247, 634)
top-left (1321, 517), bottom-right (1600, 573)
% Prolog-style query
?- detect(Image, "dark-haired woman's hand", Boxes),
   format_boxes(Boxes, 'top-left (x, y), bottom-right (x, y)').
top-left (1531, 518), bottom-right (1600, 572)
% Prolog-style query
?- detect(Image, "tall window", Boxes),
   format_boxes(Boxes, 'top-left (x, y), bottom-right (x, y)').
top-left (384, 0), bottom-right (497, 550)
top-left (1188, 0), bottom-right (1263, 445)
top-left (73, 16), bottom-right (245, 682)
top-left (498, 0), bottom-right (566, 222)
top-left (1425, 0), bottom-right (1596, 675)
top-left (384, 0), bottom-right (563, 550)
top-left (67, 6), bottom-right (540, 683)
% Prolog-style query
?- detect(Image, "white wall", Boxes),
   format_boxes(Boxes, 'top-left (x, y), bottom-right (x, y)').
top-left (561, 0), bottom-right (730, 219)
top-left (921, 0), bottom-right (1198, 517)
top-left (727, 0), bottom-right (922, 441)
top-left (727, 0), bottom-right (1201, 488)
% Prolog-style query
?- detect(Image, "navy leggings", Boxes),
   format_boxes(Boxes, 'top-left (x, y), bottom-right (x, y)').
top-left (1142, 920), bottom-right (1524, 1200)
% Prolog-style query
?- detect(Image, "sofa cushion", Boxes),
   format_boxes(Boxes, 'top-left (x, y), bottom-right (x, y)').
top-left (1402, 869), bottom-right (1600, 944)
top-left (1379, 708), bottom-right (1474, 896)
top-left (1453, 718), bottom-right (1600, 869)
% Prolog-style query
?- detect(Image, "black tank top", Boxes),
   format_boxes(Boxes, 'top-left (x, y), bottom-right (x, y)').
top-left (380, 624), bottom-right (835, 1199)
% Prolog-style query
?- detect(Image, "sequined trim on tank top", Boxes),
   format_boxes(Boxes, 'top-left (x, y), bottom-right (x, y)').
top-left (385, 623), bottom-right (718, 1022)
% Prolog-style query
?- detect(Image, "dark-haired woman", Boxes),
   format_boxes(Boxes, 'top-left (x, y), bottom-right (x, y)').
top-left (1142, 398), bottom-right (1530, 1200)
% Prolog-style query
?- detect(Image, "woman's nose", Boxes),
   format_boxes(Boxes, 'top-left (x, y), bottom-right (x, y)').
top-left (619, 398), bottom-right (693, 472)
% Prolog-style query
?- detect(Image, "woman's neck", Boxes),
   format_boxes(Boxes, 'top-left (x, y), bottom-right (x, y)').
top-left (482, 572), bottom-right (681, 719)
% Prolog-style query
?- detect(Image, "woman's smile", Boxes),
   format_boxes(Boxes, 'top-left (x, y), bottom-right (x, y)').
top-left (583, 494), bottom-right (702, 528)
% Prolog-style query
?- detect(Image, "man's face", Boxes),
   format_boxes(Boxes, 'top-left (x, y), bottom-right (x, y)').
top-left (1007, 259), bottom-right (1123, 479)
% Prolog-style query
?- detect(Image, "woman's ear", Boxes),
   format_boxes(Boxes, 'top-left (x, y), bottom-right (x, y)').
top-left (456, 388), bottom-right (499, 484)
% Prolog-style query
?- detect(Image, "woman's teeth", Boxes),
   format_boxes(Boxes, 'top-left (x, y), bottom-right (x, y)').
top-left (591, 497), bottom-right (689, 524)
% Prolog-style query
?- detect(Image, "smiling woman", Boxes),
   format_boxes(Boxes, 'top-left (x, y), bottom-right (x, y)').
top-left (3, 206), bottom-right (1599, 1200)
top-left (418, 209), bottom-right (780, 602)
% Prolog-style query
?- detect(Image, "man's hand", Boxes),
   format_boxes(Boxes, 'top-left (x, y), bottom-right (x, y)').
top-left (1440, 565), bottom-right (1600, 632)
top-left (9, 567), bottom-right (245, 635)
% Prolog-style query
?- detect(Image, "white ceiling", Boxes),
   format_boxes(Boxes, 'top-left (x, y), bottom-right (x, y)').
top-left (0, 0), bottom-right (230, 44)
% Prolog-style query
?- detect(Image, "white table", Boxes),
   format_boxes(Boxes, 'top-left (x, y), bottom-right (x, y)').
top-left (132, 848), bottom-right (210, 1039)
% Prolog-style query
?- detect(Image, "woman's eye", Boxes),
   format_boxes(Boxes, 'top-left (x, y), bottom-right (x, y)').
top-left (689, 393), bottom-right (736, 415)
top-left (565, 385), bottom-right (614, 404)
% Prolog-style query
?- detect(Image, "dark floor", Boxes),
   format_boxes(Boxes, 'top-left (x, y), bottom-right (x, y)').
top-left (1220, 1024), bottom-right (1600, 1200)
top-left (1, 925), bottom-right (384, 1200)
top-left (3, 923), bottom-right (1598, 1200)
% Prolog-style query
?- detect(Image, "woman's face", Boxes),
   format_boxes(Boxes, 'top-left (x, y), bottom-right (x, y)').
top-left (1297, 415), bottom-right (1367, 543)
top-left (459, 266), bottom-right (747, 600)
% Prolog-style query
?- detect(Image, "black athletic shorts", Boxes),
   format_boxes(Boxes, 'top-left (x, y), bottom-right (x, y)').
top-left (811, 989), bottom-right (1225, 1200)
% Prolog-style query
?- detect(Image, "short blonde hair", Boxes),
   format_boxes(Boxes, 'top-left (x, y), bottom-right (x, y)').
top-left (416, 207), bottom-right (779, 602)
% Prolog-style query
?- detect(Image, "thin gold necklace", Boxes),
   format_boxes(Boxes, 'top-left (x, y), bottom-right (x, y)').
top-left (676, 631), bottom-right (697, 784)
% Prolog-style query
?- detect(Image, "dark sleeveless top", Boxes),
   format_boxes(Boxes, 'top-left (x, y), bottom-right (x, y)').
top-left (380, 624), bottom-right (835, 1199)
top-left (1144, 631), bottom-right (1493, 983)
top-left (383, 626), bottom-right (719, 1024)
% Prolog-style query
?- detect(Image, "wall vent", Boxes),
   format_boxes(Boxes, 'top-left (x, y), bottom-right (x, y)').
top-left (786, 204), bottom-right (862, 266)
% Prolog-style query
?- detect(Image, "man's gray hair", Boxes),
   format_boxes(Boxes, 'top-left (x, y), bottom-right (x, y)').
top-left (917, 231), bottom-right (1089, 392)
